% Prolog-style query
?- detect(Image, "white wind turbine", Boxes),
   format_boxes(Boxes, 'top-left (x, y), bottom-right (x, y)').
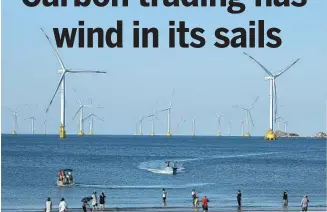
top-left (240, 96), bottom-right (259, 137)
top-left (240, 120), bottom-right (244, 136)
top-left (175, 116), bottom-right (186, 135)
top-left (160, 89), bottom-right (174, 136)
top-left (73, 94), bottom-right (100, 136)
top-left (283, 120), bottom-right (289, 133)
top-left (228, 121), bottom-right (232, 136)
top-left (26, 115), bottom-right (36, 135)
top-left (146, 109), bottom-right (158, 136)
top-left (7, 105), bottom-right (27, 135)
top-left (243, 52), bottom-right (300, 139)
top-left (216, 113), bottom-right (224, 136)
top-left (41, 28), bottom-right (106, 139)
top-left (192, 118), bottom-right (195, 136)
top-left (134, 121), bottom-right (139, 135)
top-left (83, 113), bottom-right (104, 135)
top-left (138, 116), bottom-right (146, 136)
top-left (276, 116), bottom-right (284, 131)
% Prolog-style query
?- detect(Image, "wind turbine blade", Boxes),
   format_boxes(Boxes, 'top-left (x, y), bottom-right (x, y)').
top-left (249, 96), bottom-right (259, 110)
top-left (67, 69), bottom-right (107, 74)
top-left (72, 89), bottom-right (82, 105)
top-left (275, 58), bottom-right (300, 78)
top-left (73, 106), bottom-right (82, 120)
top-left (92, 114), bottom-right (104, 122)
top-left (40, 28), bottom-right (66, 70)
top-left (160, 108), bottom-right (169, 112)
top-left (83, 105), bottom-right (102, 108)
top-left (46, 72), bottom-right (66, 113)
top-left (16, 104), bottom-right (28, 113)
top-left (248, 112), bottom-right (255, 128)
top-left (243, 52), bottom-right (274, 77)
top-left (7, 108), bottom-right (15, 113)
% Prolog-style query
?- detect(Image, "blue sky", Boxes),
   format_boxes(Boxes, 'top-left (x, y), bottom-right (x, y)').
top-left (2, 0), bottom-right (327, 136)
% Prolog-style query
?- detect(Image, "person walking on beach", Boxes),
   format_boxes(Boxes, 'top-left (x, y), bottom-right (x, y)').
top-left (58, 198), bottom-right (67, 212)
top-left (162, 188), bottom-right (168, 206)
top-left (99, 192), bottom-right (106, 210)
top-left (45, 197), bottom-right (52, 212)
top-left (301, 195), bottom-right (309, 211)
top-left (192, 189), bottom-right (197, 207)
top-left (237, 190), bottom-right (242, 208)
top-left (92, 192), bottom-right (98, 210)
top-left (282, 190), bottom-right (288, 207)
top-left (201, 196), bottom-right (209, 212)
top-left (82, 200), bottom-right (90, 212)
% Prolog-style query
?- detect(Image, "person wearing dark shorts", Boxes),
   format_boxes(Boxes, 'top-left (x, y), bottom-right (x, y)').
top-left (237, 190), bottom-right (242, 208)
top-left (162, 189), bottom-right (167, 205)
top-left (202, 196), bottom-right (209, 212)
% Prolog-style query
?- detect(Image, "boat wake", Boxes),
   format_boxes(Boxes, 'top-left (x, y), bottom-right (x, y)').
top-left (75, 182), bottom-right (211, 189)
top-left (138, 152), bottom-right (278, 174)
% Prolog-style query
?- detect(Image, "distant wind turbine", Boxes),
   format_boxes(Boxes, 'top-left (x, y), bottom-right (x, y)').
top-left (83, 113), bottom-right (104, 135)
top-left (138, 116), bottom-right (146, 136)
top-left (7, 104), bottom-right (27, 135)
top-left (283, 120), bottom-right (289, 133)
top-left (240, 120), bottom-right (244, 136)
top-left (160, 89), bottom-right (174, 136)
top-left (240, 96), bottom-right (259, 137)
top-left (72, 90), bottom-right (100, 136)
top-left (228, 121), bottom-right (232, 136)
top-left (192, 118), bottom-right (196, 136)
top-left (216, 113), bottom-right (224, 136)
top-left (276, 116), bottom-right (284, 131)
top-left (146, 109), bottom-right (158, 136)
top-left (243, 52), bottom-right (300, 140)
top-left (26, 115), bottom-right (36, 135)
top-left (41, 28), bottom-right (106, 139)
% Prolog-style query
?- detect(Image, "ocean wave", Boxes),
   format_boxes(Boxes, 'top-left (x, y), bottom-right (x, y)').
top-left (75, 182), bottom-right (213, 189)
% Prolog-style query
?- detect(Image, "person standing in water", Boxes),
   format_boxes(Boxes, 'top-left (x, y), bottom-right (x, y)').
top-left (301, 195), bottom-right (309, 211)
top-left (201, 196), bottom-right (209, 212)
top-left (99, 192), bottom-right (106, 210)
top-left (45, 197), bottom-right (52, 212)
top-left (162, 189), bottom-right (168, 206)
top-left (191, 189), bottom-right (197, 207)
top-left (237, 190), bottom-right (242, 208)
top-left (282, 190), bottom-right (288, 207)
top-left (58, 198), bottom-right (67, 212)
top-left (82, 200), bottom-right (90, 212)
top-left (92, 191), bottom-right (98, 210)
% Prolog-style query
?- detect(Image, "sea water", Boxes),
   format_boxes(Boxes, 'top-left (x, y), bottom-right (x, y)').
top-left (1, 135), bottom-right (326, 210)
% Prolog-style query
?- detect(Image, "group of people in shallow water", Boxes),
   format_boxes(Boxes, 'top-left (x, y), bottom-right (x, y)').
top-left (44, 191), bottom-right (106, 212)
top-left (163, 188), bottom-right (310, 212)
top-left (44, 188), bottom-right (310, 211)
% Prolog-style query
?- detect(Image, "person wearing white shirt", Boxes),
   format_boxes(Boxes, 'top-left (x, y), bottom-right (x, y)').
top-left (58, 198), bottom-right (67, 212)
top-left (45, 197), bottom-right (52, 212)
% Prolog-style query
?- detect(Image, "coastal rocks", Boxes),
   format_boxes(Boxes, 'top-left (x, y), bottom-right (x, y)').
top-left (315, 132), bottom-right (327, 139)
top-left (275, 130), bottom-right (299, 138)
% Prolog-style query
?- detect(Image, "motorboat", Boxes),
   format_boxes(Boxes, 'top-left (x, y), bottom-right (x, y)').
top-left (57, 169), bottom-right (75, 186)
top-left (164, 161), bottom-right (178, 175)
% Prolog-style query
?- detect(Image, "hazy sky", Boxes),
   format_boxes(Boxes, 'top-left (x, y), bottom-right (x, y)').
top-left (2, 0), bottom-right (327, 136)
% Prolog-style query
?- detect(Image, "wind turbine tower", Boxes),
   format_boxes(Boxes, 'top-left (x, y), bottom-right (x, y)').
top-left (26, 116), bottom-right (36, 135)
top-left (243, 52), bottom-right (299, 140)
top-left (7, 105), bottom-right (26, 135)
top-left (216, 113), bottom-right (224, 136)
top-left (41, 28), bottom-right (106, 139)
top-left (241, 120), bottom-right (244, 136)
top-left (160, 89), bottom-right (174, 136)
top-left (147, 109), bottom-right (158, 136)
top-left (192, 118), bottom-right (195, 136)
top-left (241, 96), bottom-right (259, 137)
top-left (83, 113), bottom-right (104, 135)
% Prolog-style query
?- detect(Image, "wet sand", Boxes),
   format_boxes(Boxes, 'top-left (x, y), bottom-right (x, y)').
top-left (2, 206), bottom-right (327, 212)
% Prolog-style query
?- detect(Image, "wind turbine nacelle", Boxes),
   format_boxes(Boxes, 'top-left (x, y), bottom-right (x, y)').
top-left (264, 76), bottom-right (273, 81)
top-left (58, 69), bottom-right (64, 74)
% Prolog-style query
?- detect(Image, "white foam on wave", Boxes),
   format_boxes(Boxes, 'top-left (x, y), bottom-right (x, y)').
top-left (76, 182), bottom-right (212, 189)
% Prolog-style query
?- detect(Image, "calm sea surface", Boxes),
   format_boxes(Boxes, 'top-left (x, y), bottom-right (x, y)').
top-left (1, 135), bottom-right (326, 210)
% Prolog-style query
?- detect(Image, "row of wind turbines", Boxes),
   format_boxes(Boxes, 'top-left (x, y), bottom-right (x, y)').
top-left (7, 29), bottom-right (299, 139)
top-left (134, 53), bottom-right (299, 139)
top-left (134, 94), bottom-right (290, 137)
